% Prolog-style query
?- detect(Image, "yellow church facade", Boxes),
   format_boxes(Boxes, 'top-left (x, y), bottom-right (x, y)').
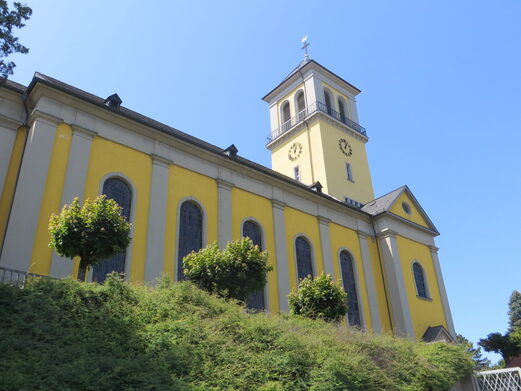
top-left (0, 59), bottom-right (455, 341)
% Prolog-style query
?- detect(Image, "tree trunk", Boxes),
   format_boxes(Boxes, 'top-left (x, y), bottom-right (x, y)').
top-left (77, 258), bottom-right (89, 282)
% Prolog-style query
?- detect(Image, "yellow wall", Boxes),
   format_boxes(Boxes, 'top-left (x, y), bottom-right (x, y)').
top-left (320, 81), bottom-right (352, 116)
top-left (283, 207), bottom-right (324, 291)
top-left (162, 165), bottom-right (218, 280)
top-left (389, 192), bottom-right (429, 228)
top-left (329, 223), bottom-right (372, 330)
top-left (0, 126), bottom-right (28, 250)
top-left (397, 235), bottom-right (447, 339)
top-left (231, 188), bottom-right (279, 312)
top-left (29, 123), bottom-right (73, 275)
top-left (82, 137), bottom-right (152, 282)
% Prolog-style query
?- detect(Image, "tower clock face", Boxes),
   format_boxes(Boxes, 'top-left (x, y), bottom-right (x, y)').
top-left (338, 138), bottom-right (353, 157)
top-left (288, 142), bottom-right (303, 161)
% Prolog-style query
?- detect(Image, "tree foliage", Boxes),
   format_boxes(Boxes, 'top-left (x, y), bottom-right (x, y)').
top-left (0, 1), bottom-right (31, 78)
top-left (509, 290), bottom-right (521, 332)
top-left (456, 334), bottom-right (491, 370)
top-left (288, 273), bottom-right (348, 323)
top-left (478, 331), bottom-right (521, 365)
top-left (49, 196), bottom-right (131, 281)
top-left (183, 237), bottom-right (272, 302)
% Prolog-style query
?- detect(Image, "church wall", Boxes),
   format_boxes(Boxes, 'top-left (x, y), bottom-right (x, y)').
top-left (29, 123), bottom-right (72, 275)
top-left (271, 127), bottom-right (313, 184)
top-left (231, 187), bottom-right (279, 312)
top-left (329, 222), bottom-right (372, 329)
top-left (396, 235), bottom-right (448, 339)
top-left (0, 125), bottom-right (17, 195)
top-left (389, 192), bottom-right (430, 229)
top-left (81, 137), bottom-right (152, 283)
top-left (163, 165), bottom-right (219, 281)
top-left (283, 206), bottom-right (324, 292)
top-left (0, 126), bottom-right (27, 251)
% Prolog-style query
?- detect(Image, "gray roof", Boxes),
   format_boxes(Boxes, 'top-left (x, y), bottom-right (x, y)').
top-left (422, 325), bottom-right (453, 343)
top-left (361, 186), bottom-right (406, 215)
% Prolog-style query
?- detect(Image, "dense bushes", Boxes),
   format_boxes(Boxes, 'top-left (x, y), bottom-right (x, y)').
top-left (0, 277), bottom-right (473, 391)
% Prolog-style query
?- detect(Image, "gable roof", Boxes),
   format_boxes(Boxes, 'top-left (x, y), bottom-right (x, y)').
top-left (361, 185), bottom-right (438, 234)
top-left (422, 325), bottom-right (454, 343)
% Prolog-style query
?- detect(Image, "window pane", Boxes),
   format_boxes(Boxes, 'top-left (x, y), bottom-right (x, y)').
top-left (338, 99), bottom-right (346, 122)
top-left (282, 102), bottom-right (291, 123)
top-left (178, 201), bottom-right (203, 281)
top-left (340, 250), bottom-right (361, 327)
top-left (93, 178), bottom-right (132, 283)
top-left (243, 220), bottom-right (265, 310)
top-left (295, 237), bottom-right (313, 281)
top-left (297, 92), bottom-right (305, 113)
top-left (413, 263), bottom-right (428, 298)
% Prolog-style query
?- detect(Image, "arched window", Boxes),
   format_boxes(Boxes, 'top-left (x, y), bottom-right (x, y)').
top-left (92, 177), bottom-right (132, 283)
top-left (324, 89), bottom-right (333, 115)
top-left (281, 101), bottom-right (291, 125)
top-left (296, 90), bottom-right (306, 120)
top-left (243, 220), bottom-right (265, 310)
top-left (295, 236), bottom-right (313, 281)
top-left (340, 250), bottom-right (361, 327)
top-left (177, 201), bottom-right (203, 281)
top-left (338, 97), bottom-right (347, 123)
top-left (413, 262), bottom-right (428, 299)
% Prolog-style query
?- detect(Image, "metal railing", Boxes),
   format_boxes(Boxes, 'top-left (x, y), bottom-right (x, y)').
top-left (0, 266), bottom-right (51, 288)
top-left (267, 101), bottom-right (367, 143)
top-left (474, 367), bottom-right (521, 391)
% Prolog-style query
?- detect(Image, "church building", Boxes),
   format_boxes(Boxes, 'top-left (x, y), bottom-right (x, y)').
top-left (0, 56), bottom-right (455, 341)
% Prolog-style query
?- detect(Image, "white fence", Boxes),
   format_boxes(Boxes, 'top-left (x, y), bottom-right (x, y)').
top-left (474, 368), bottom-right (521, 391)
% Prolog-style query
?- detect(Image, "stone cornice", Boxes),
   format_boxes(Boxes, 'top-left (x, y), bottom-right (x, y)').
top-left (216, 178), bottom-right (234, 191)
top-left (317, 216), bottom-right (331, 225)
top-left (0, 112), bottom-right (23, 129)
top-left (271, 199), bottom-right (286, 210)
top-left (72, 124), bottom-right (98, 140)
top-left (428, 246), bottom-right (439, 254)
top-left (376, 228), bottom-right (398, 240)
top-left (150, 153), bottom-right (172, 168)
top-left (29, 109), bottom-right (62, 127)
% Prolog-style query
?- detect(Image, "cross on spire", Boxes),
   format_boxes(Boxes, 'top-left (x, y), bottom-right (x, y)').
top-left (301, 35), bottom-right (310, 61)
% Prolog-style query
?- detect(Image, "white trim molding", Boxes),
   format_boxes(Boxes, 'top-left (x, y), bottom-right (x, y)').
top-left (429, 246), bottom-right (456, 338)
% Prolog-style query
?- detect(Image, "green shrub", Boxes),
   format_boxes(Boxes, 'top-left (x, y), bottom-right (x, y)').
top-left (0, 277), bottom-right (473, 391)
top-left (183, 237), bottom-right (272, 301)
top-left (288, 273), bottom-right (347, 322)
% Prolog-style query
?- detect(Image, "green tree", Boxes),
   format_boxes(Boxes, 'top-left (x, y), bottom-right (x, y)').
top-left (288, 273), bottom-right (347, 323)
top-left (49, 196), bottom-right (131, 282)
top-left (509, 290), bottom-right (521, 332)
top-left (456, 334), bottom-right (491, 370)
top-left (0, 1), bottom-right (32, 78)
top-left (478, 330), bottom-right (521, 366)
top-left (183, 237), bottom-right (272, 302)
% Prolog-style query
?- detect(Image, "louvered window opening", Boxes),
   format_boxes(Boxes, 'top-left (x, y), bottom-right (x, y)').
top-left (177, 201), bottom-right (203, 281)
top-left (340, 250), bottom-right (361, 327)
top-left (92, 178), bottom-right (132, 283)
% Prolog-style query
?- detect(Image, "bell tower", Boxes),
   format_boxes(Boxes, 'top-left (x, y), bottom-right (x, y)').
top-left (262, 55), bottom-right (375, 206)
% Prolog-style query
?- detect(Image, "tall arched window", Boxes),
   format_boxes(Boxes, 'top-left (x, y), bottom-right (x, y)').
top-left (413, 262), bottom-right (428, 299)
top-left (296, 90), bottom-right (305, 120)
top-left (243, 220), bottom-right (265, 310)
top-left (338, 97), bottom-right (347, 123)
top-left (281, 101), bottom-right (291, 126)
top-left (295, 236), bottom-right (313, 281)
top-left (177, 201), bottom-right (203, 281)
top-left (92, 177), bottom-right (132, 283)
top-left (339, 250), bottom-right (361, 327)
top-left (324, 89), bottom-right (333, 115)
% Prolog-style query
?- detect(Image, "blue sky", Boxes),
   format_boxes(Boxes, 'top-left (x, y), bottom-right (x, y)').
top-left (9, 0), bottom-right (521, 362)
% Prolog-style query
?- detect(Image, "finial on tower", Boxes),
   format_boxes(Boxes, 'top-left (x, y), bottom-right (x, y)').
top-left (301, 35), bottom-right (310, 61)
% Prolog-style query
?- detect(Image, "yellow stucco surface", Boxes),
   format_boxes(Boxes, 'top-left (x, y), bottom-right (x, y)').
top-left (329, 223), bottom-right (372, 330)
top-left (82, 137), bottom-right (152, 283)
top-left (389, 192), bottom-right (430, 228)
top-left (283, 207), bottom-right (324, 291)
top-left (162, 165), bottom-right (218, 281)
top-left (29, 123), bottom-right (73, 275)
top-left (368, 237), bottom-right (393, 334)
top-left (231, 188), bottom-right (279, 312)
top-left (397, 235), bottom-right (447, 339)
top-left (0, 126), bottom-right (27, 250)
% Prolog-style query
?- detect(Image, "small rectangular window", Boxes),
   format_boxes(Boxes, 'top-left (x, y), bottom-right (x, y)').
top-left (346, 163), bottom-right (354, 182)
top-left (294, 166), bottom-right (301, 182)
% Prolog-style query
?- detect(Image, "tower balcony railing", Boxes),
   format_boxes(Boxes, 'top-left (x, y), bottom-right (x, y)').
top-left (267, 101), bottom-right (367, 144)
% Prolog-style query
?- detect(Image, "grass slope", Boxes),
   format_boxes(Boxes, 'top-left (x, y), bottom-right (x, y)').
top-left (0, 276), bottom-right (472, 391)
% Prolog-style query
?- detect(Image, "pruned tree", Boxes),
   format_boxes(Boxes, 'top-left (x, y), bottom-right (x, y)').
top-left (183, 237), bottom-right (272, 302)
top-left (288, 273), bottom-right (347, 323)
top-left (509, 290), bottom-right (521, 332)
top-left (49, 196), bottom-right (131, 281)
top-left (0, 1), bottom-right (32, 78)
top-left (478, 331), bottom-right (521, 366)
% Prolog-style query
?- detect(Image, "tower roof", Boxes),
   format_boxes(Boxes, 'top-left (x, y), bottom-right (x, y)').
top-left (262, 59), bottom-right (361, 103)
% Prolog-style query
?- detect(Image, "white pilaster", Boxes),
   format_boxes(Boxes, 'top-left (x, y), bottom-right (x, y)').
top-left (357, 231), bottom-right (382, 334)
top-left (50, 125), bottom-right (97, 278)
top-left (217, 179), bottom-right (233, 249)
top-left (272, 199), bottom-right (290, 311)
top-left (0, 125), bottom-right (17, 196)
top-left (377, 229), bottom-right (415, 339)
top-left (143, 154), bottom-right (171, 282)
top-left (0, 111), bottom-right (61, 271)
top-left (430, 246), bottom-right (456, 337)
top-left (317, 216), bottom-right (334, 277)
